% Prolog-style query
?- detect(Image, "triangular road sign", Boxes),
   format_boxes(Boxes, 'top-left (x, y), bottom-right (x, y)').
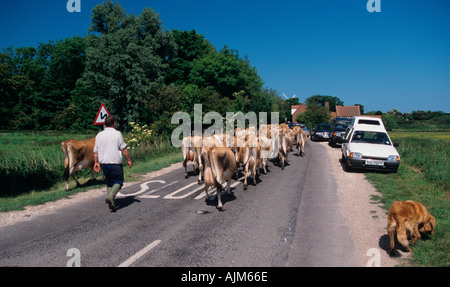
top-left (93, 103), bottom-right (111, 125)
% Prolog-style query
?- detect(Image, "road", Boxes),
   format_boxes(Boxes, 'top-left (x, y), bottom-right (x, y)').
top-left (0, 141), bottom-right (358, 267)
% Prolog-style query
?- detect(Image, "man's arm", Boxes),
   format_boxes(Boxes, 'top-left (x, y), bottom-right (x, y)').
top-left (94, 153), bottom-right (101, 172)
top-left (121, 147), bottom-right (132, 168)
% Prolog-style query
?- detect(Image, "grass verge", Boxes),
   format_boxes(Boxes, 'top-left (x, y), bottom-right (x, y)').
top-left (0, 151), bottom-right (182, 213)
top-left (365, 134), bottom-right (449, 267)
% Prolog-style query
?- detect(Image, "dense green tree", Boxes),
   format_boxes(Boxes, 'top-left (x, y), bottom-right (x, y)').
top-left (0, 0), bottom-right (285, 132)
top-left (305, 95), bottom-right (343, 112)
top-left (78, 0), bottom-right (176, 128)
top-left (168, 29), bottom-right (214, 85)
top-left (295, 103), bottom-right (331, 129)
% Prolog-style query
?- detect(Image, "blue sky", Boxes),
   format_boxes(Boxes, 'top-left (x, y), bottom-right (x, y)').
top-left (1, 0), bottom-right (449, 113)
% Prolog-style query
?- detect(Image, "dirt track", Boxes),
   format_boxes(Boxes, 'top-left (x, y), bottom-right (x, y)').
top-left (321, 140), bottom-right (410, 266)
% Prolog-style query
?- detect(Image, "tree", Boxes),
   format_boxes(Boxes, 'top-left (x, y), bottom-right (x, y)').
top-left (78, 0), bottom-right (176, 128)
top-left (295, 103), bottom-right (331, 129)
top-left (188, 46), bottom-right (265, 114)
top-left (168, 29), bottom-right (214, 85)
top-left (305, 95), bottom-right (343, 112)
top-left (355, 104), bottom-right (364, 115)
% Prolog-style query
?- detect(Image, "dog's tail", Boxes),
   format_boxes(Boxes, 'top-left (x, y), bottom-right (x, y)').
top-left (387, 214), bottom-right (397, 255)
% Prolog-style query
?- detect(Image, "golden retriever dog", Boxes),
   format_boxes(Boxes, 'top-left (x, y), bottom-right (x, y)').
top-left (387, 200), bottom-right (435, 255)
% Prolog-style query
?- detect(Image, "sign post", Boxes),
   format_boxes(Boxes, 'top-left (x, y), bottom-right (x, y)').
top-left (93, 103), bottom-right (111, 126)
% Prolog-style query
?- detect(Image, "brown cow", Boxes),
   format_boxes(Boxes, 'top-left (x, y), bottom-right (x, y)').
top-left (293, 125), bottom-right (307, 156)
top-left (278, 127), bottom-right (292, 170)
top-left (61, 138), bottom-right (100, 191)
top-left (235, 134), bottom-right (261, 190)
top-left (201, 146), bottom-right (237, 211)
top-left (181, 136), bottom-right (200, 181)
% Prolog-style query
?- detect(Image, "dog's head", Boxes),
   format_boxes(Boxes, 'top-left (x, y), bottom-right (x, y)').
top-left (419, 215), bottom-right (436, 235)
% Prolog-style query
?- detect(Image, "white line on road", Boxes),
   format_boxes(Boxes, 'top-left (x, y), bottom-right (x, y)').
top-left (116, 180), bottom-right (166, 198)
top-left (118, 240), bottom-right (162, 267)
top-left (194, 176), bottom-right (244, 199)
top-left (138, 180), bottom-right (178, 199)
top-left (164, 181), bottom-right (203, 199)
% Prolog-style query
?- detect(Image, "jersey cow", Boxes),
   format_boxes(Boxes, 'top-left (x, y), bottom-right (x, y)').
top-left (61, 138), bottom-right (99, 191)
top-left (201, 146), bottom-right (237, 211)
top-left (293, 125), bottom-right (307, 156)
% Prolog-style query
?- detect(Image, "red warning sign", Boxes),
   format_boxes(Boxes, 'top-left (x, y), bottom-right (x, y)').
top-left (93, 103), bottom-right (111, 125)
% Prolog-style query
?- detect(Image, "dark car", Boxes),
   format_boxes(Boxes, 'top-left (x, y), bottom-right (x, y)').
top-left (311, 124), bottom-right (331, 141)
top-left (329, 117), bottom-right (352, 147)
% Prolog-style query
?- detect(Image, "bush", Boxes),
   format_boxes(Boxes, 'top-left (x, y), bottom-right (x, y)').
top-left (124, 122), bottom-right (153, 150)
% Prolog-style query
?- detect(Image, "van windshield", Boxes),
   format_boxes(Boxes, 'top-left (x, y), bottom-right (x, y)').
top-left (351, 131), bottom-right (391, 145)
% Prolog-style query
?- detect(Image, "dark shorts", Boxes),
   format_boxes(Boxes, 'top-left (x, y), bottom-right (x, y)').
top-left (101, 164), bottom-right (124, 188)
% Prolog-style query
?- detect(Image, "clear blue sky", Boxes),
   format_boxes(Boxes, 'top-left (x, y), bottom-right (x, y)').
top-left (1, 0), bottom-right (449, 113)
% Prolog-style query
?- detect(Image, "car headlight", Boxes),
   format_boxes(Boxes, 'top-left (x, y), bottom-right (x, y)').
top-left (350, 152), bottom-right (362, 159)
top-left (387, 155), bottom-right (400, 162)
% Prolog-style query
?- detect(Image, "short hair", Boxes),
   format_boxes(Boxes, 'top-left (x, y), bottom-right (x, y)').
top-left (105, 115), bottom-right (117, 127)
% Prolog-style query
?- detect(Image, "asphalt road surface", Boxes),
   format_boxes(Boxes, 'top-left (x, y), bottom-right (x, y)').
top-left (0, 141), bottom-right (358, 267)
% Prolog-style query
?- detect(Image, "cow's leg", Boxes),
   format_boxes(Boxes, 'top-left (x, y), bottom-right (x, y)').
top-left (183, 158), bottom-right (188, 178)
top-left (67, 160), bottom-right (91, 188)
top-left (90, 168), bottom-right (96, 181)
top-left (252, 156), bottom-right (259, 186)
top-left (263, 158), bottom-right (268, 174)
top-left (216, 188), bottom-right (224, 211)
top-left (197, 163), bottom-right (202, 185)
top-left (226, 178), bottom-right (232, 195)
top-left (279, 153), bottom-right (285, 170)
top-left (243, 163), bottom-right (248, 190)
top-left (190, 149), bottom-right (197, 176)
top-left (197, 152), bottom-right (203, 185)
top-left (71, 173), bottom-right (81, 187)
top-left (204, 186), bottom-right (210, 203)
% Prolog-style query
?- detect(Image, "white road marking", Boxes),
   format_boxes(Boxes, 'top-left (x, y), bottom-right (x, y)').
top-left (194, 176), bottom-right (244, 199)
top-left (163, 181), bottom-right (202, 199)
top-left (117, 175), bottom-right (246, 200)
top-left (118, 240), bottom-right (161, 267)
top-left (116, 180), bottom-right (166, 198)
top-left (138, 181), bottom-right (178, 198)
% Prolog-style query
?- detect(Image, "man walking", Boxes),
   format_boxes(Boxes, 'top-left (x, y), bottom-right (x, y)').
top-left (94, 115), bottom-right (132, 211)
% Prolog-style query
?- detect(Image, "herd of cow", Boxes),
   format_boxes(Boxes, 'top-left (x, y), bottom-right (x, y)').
top-left (61, 123), bottom-right (307, 211)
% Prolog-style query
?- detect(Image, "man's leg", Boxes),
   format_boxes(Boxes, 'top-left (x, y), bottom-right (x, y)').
top-left (106, 183), bottom-right (121, 211)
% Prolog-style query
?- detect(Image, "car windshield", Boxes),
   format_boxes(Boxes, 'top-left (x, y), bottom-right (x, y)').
top-left (334, 120), bottom-right (350, 130)
top-left (316, 124), bottom-right (331, 131)
top-left (351, 131), bottom-right (391, 145)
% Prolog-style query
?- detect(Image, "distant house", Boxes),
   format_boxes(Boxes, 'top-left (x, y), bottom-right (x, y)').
top-left (291, 103), bottom-right (307, 123)
top-left (334, 105), bottom-right (361, 118)
top-left (292, 103), bottom-right (363, 123)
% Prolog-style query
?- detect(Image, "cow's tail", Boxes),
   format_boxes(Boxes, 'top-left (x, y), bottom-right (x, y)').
top-left (300, 132), bottom-right (305, 156)
top-left (208, 148), bottom-right (224, 192)
top-left (62, 141), bottom-right (70, 181)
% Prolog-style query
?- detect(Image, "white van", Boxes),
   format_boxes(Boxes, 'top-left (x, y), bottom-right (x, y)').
top-left (341, 116), bottom-right (400, 172)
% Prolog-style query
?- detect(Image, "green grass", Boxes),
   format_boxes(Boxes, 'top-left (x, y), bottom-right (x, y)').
top-left (0, 130), bottom-right (182, 212)
top-left (365, 132), bottom-right (449, 267)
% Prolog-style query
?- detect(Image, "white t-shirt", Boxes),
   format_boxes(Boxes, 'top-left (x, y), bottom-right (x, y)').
top-left (94, 127), bottom-right (127, 164)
